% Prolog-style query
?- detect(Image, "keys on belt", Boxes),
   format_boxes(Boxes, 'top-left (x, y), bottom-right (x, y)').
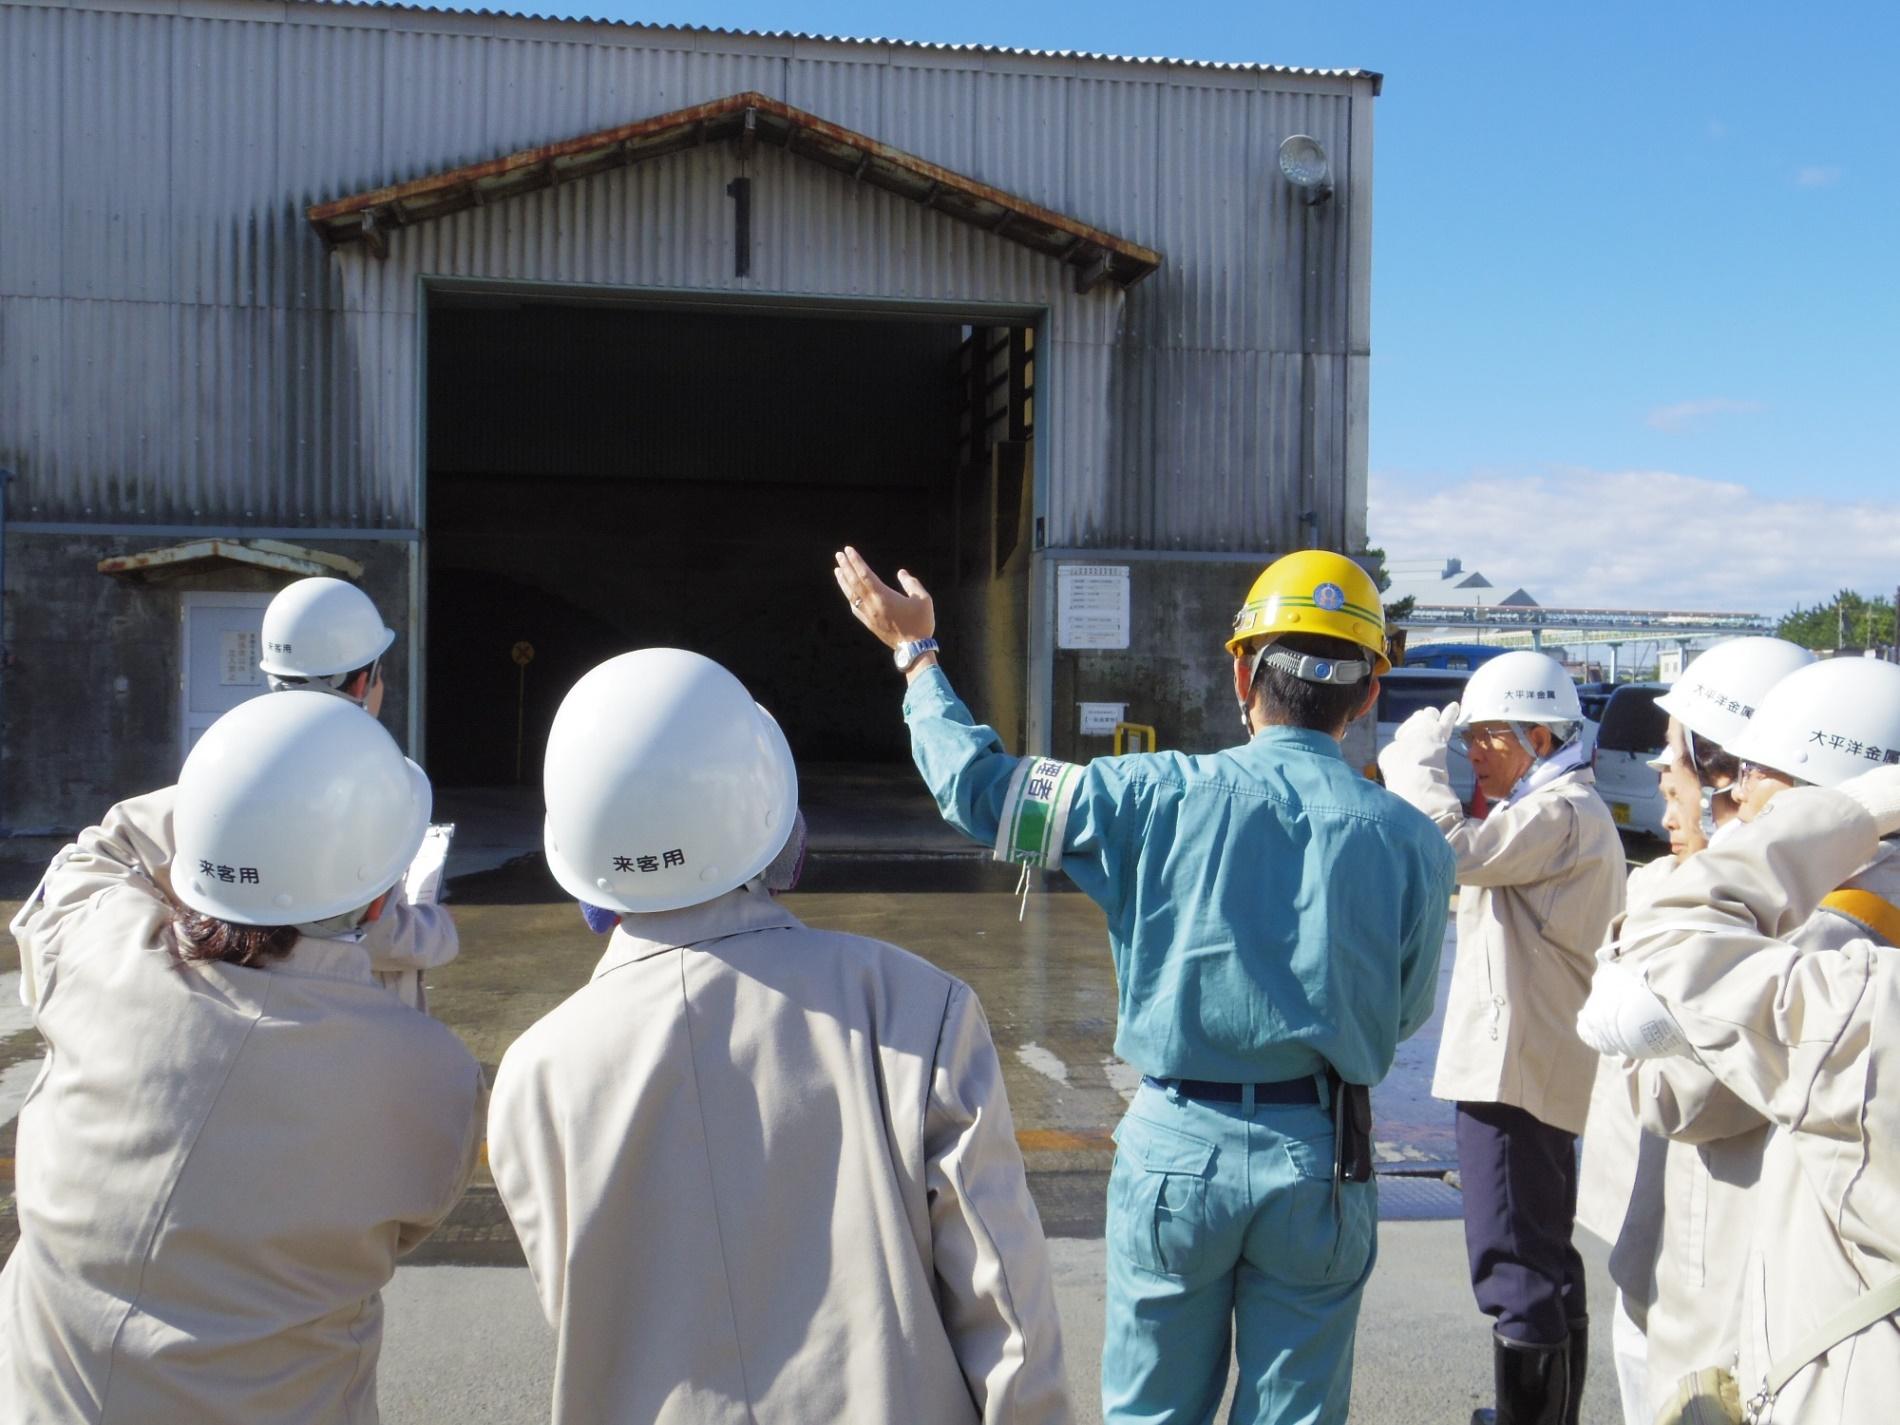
top-left (1141, 1074), bottom-right (1319, 1106)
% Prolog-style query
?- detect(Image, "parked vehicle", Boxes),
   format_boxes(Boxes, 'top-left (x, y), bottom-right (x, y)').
top-left (1370, 668), bottom-right (1477, 806)
top-left (1591, 683), bottom-right (1670, 838)
top-left (1576, 681), bottom-right (1616, 723)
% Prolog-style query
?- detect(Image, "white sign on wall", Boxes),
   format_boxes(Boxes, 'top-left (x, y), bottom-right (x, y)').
top-left (1078, 702), bottom-right (1128, 736)
top-left (1057, 564), bottom-right (1130, 650)
top-left (220, 629), bottom-right (263, 687)
top-left (180, 593), bottom-right (273, 764)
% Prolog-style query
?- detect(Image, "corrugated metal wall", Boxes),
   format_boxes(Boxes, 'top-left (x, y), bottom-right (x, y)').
top-left (0, 0), bottom-right (1373, 551)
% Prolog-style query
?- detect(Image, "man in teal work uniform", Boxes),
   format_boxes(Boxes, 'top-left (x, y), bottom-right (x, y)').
top-left (833, 546), bottom-right (1457, 1424)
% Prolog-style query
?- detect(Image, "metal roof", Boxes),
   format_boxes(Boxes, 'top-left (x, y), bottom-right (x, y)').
top-left (302, 0), bottom-right (1383, 91)
top-left (308, 90), bottom-right (1164, 289)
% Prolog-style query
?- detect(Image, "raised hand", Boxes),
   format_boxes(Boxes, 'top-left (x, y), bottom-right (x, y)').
top-left (833, 546), bottom-right (935, 652)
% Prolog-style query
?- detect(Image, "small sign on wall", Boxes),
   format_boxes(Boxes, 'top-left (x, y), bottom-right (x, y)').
top-left (1078, 702), bottom-right (1127, 736)
top-left (1057, 564), bottom-right (1130, 650)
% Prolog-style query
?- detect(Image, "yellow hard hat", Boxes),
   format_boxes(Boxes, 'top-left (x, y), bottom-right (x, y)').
top-left (1226, 550), bottom-right (1391, 675)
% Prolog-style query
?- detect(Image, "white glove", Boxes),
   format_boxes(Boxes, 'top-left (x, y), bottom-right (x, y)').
top-left (1576, 959), bottom-right (1690, 1060)
top-left (1393, 701), bottom-right (1460, 751)
top-left (1838, 765), bottom-right (1900, 839)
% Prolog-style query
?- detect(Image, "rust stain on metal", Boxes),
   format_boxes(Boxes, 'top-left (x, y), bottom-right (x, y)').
top-left (307, 91), bottom-right (1162, 288)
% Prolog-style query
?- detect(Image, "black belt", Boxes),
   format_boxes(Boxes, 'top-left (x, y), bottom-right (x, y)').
top-left (1142, 1074), bottom-right (1319, 1106)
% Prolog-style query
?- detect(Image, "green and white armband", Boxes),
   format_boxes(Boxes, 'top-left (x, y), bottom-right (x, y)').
top-left (993, 757), bottom-right (1083, 870)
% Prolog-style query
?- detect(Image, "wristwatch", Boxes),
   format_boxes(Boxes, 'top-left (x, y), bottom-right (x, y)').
top-left (893, 638), bottom-right (940, 671)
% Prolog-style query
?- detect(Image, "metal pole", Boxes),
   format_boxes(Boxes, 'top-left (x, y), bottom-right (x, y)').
top-left (1297, 202), bottom-right (1321, 546)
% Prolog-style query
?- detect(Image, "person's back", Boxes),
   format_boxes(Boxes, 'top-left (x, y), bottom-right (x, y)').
top-left (490, 648), bottom-right (1068, 1425)
top-left (838, 546), bottom-right (1454, 1423)
top-left (491, 889), bottom-right (1066, 1424)
top-left (1026, 735), bottom-right (1453, 1086)
top-left (1, 765), bottom-right (483, 1423)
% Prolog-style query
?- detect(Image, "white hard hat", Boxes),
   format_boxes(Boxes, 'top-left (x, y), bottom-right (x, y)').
top-left (543, 649), bottom-right (799, 915)
top-left (175, 694), bottom-right (431, 925)
top-left (259, 577), bottom-right (396, 679)
top-left (1725, 657), bottom-right (1900, 787)
top-left (1655, 637), bottom-right (1815, 750)
top-left (1456, 651), bottom-right (1583, 728)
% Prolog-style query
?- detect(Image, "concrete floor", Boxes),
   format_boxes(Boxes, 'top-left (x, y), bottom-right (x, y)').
top-left (376, 1227), bottom-right (1627, 1424)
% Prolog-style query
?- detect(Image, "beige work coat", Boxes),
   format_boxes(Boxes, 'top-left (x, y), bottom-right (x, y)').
top-left (1621, 788), bottom-right (1900, 1424)
top-left (0, 791), bottom-right (487, 1424)
top-left (1380, 745), bottom-right (1626, 1132)
top-left (1577, 854), bottom-right (1680, 1253)
top-left (364, 896), bottom-right (458, 1009)
top-left (488, 887), bottom-right (1070, 1425)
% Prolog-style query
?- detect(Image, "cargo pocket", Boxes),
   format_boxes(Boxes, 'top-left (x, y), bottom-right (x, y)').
top-left (1109, 1114), bottom-right (1217, 1279)
top-left (1275, 1131), bottom-right (1376, 1287)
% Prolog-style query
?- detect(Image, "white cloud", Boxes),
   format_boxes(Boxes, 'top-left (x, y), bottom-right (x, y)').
top-left (1795, 165), bottom-right (1842, 188)
top-left (1644, 397), bottom-right (1764, 432)
top-left (1369, 468), bottom-right (1900, 617)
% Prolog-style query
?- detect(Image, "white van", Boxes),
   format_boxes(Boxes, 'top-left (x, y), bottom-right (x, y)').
top-left (1591, 683), bottom-right (1669, 838)
top-left (1370, 668), bottom-right (1477, 807)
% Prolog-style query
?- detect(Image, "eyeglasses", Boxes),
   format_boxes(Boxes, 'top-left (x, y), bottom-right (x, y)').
top-left (1453, 725), bottom-right (1520, 755)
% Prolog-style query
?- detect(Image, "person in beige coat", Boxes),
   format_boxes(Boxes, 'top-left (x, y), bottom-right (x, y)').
top-left (0, 694), bottom-right (485, 1424)
top-left (1575, 787), bottom-right (1690, 1423)
top-left (1576, 637), bottom-right (1815, 1422)
top-left (1600, 765), bottom-right (1900, 1423)
top-left (489, 649), bottom-right (1069, 1425)
top-left (1582, 655), bottom-right (1900, 1422)
top-left (1380, 649), bottom-right (1625, 1425)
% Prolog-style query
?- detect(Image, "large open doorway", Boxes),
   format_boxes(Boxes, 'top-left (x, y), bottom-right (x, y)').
top-left (423, 288), bottom-right (1037, 856)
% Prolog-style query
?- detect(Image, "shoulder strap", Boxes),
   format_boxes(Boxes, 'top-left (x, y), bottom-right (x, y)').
top-left (1818, 888), bottom-right (1900, 946)
top-left (1764, 1275), bottom-right (1900, 1400)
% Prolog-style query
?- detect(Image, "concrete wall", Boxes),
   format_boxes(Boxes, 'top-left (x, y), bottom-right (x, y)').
top-left (1, 533), bottom-right (413, 831)
top-left (1048, 557), bottom-right (1377, 767)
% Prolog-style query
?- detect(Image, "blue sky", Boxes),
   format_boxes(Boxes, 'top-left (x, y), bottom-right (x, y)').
top-left (434, 1), bottom-right (1899, 613)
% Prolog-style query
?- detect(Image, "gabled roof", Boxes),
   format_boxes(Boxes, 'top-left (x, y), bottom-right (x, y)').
top-left (307, 90), bottom-right (1163, 291)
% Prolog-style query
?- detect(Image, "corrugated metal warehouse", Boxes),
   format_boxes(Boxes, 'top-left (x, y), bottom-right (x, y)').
top-left (0, 0), bottom-right (1379, 830)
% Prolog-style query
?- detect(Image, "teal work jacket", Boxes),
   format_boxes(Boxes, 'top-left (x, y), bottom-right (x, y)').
top-left (903, 666), bottom-right (1456, 1086)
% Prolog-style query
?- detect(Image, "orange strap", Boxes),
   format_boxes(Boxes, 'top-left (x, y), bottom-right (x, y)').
top-left (1819, 888), bottom-right (1900, 947)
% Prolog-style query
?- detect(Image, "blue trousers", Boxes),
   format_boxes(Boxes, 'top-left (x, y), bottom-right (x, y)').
top-left (1454, 1100), bottom-right (1586, 1346)
top-left (1102, 1080), bottom-right (1377, 1425)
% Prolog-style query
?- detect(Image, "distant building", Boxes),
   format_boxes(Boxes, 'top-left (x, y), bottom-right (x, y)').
top-left (1383, 557), bottom-right (1538, 611)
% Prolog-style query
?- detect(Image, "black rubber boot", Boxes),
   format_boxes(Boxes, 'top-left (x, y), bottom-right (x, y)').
top-left (1563, 1318), bottom-right (1588, 1425)
top-left (1468, 1331), bottom-right (1570, 1425)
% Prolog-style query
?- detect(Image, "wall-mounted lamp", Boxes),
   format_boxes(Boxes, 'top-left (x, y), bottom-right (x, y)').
top-left (1277, 134), bottom-right (1334, 206)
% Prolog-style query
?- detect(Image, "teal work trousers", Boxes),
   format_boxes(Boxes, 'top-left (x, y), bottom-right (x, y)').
top-left (1101, 1079), bottom-right (1377, 1425)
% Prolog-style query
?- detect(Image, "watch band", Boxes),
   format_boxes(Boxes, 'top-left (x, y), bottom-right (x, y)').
top-left (894, 637), bottom-right (940, 671)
